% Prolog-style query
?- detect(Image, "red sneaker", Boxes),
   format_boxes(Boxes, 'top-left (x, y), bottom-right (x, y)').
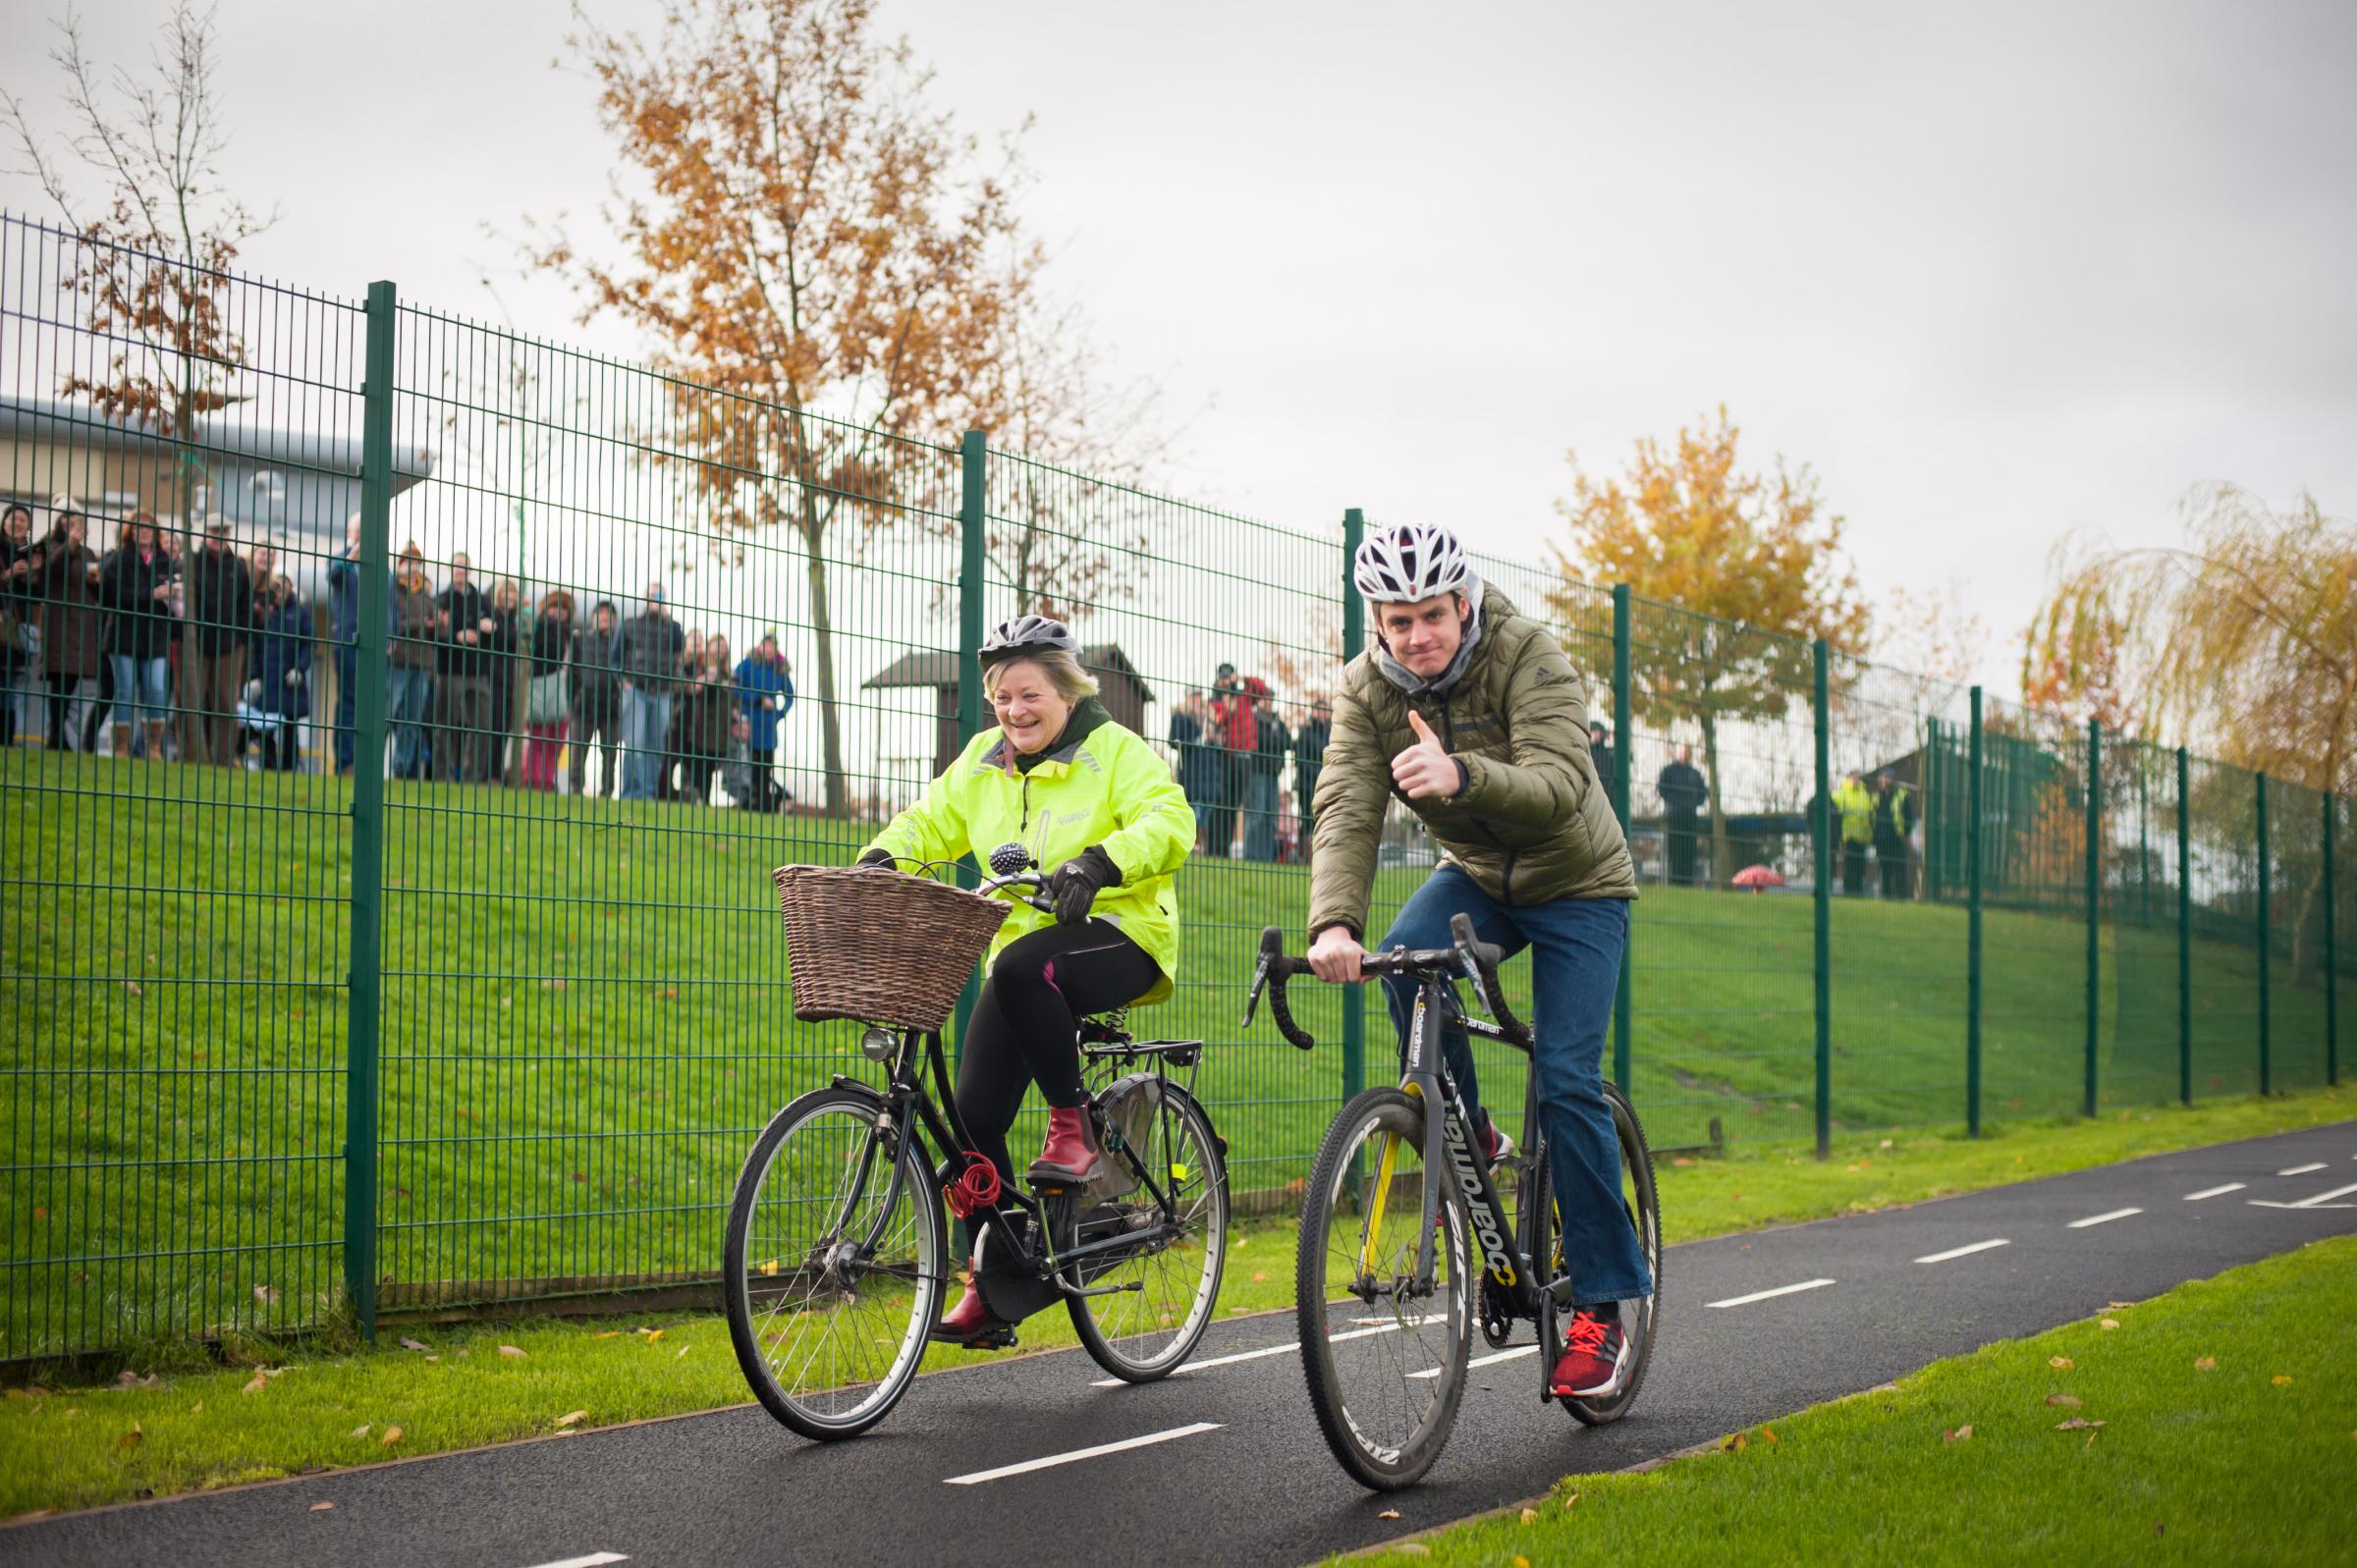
top-left (1550, 1306), bottom-right (1626, 1398)
top-left (1028, 1105), bottom-right (1101, 1183)
top-left (1478, 1118), bottom-right (1516, 1169)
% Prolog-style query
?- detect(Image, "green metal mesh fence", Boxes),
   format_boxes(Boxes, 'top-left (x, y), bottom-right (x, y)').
top-left (3, 212), bottom-right (2348, 1359)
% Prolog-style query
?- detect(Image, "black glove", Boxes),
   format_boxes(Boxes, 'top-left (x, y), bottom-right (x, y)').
top-left (854, 848), bottom-right (897, 870)
top-left (1043, 844), bottom-right (1122, 924)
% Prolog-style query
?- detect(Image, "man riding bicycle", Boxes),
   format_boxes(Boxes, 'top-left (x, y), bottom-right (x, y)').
top-left (1304, 522), bottom-right (1652, 1398)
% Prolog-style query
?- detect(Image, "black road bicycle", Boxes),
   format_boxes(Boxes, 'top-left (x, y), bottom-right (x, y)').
top-left (1245, 915), bottom-right (1661, 1488)
top-left (724, 847), bottom-right (1233, 1440)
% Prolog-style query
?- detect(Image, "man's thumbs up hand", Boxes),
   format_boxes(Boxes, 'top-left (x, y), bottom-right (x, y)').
top-left (1393, 710), bottom-right (1462, 800)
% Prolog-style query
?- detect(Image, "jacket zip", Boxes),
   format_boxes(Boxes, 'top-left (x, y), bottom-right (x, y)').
top-left (1437, 693), bottom-right (1518, 906)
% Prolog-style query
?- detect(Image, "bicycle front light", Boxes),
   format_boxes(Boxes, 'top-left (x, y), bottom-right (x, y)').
top-left (859, 1026), bottom-right (897, 1062)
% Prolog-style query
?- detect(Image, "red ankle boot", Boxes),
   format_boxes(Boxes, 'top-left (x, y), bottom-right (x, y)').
top-left (1028, 1105), bottom-right (1101, 1183)
top-left (929, 1278), bottom-right (994, 1343)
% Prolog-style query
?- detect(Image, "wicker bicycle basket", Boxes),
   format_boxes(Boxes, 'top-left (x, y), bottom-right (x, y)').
top-left (771, 864), bottom-right (1010, 1032)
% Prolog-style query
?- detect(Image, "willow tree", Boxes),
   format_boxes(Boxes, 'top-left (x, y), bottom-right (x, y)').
top-left (1549, 406), bottom-right (1869, 881)
top-left (533, 0), bottom-right (1017, 816)
top-left (2026, 482), bottom-right (2357, 976)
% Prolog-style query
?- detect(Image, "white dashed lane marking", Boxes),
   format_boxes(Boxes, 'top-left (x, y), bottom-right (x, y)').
top-left (1706, 1278), bottom-right (1836, 1309)
top-left (2276, 1162), bottom-right (2328, 1176)
top-left (1409, 1345), bottom-right (1540, 1380)
top-left (521, 1555), bottom-right (628, 1568)
top-left (2248, 1181), bottom-right (2357, 1211)
top-left (944, 1423), bottom-right (1222, 1485)
top-left (2066, 1208), bottom-right (2142, 1229)
top-left (1090, 1320), bottom-right (1428, 1387)
top-left (2184, 1183), bottom-right (2245, 1201)
top-left (1914, 1238), bottom-right (2010, 1264)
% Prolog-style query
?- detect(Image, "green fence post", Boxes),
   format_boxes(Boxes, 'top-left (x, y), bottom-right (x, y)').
top-left (1612, 583), bottom-right (1633, 1092)
top-left (952, 430), bottom-right (988, 1059)
top-left (1812, 638), bottom-right (1832, 1159)
top-left (2084, 720), bottom-right (2101, 1118)
top-left (344, 280), bottom-right (397, 1343)
top-left (2256, 771), bottom-right (2271, 1097)
top-left (2327, 789), bottom-right (2339, 1087)
top-left (1340, 509), bottom-right (1367, 1108)
top-left (2176, 747), bottom-right (2192, 1106)
top-left (1967, 687), bottom-right (1983, 1137)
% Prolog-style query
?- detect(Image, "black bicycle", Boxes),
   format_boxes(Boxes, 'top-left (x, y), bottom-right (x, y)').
top-left (724, 847), bottom-right (1232, 1441)
top-left (1245, 915), bottom-right (1660, 1488)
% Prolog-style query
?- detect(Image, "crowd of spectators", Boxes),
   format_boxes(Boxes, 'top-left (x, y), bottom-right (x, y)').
top-left (2, 498), bottom-right (797, 808)
top-left (1166, 663), bottom-right (1329, 863)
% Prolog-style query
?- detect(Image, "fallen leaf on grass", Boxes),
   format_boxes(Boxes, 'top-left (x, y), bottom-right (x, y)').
top-left (675, 1346), bottom-right (688, 1360)
top-left (1943, 1426), bottom-right (1972, 1443)
top-left (1722, 1433), bottom-right (1747, 1451)
top-left (1518, 1507), bottom-right (1538, 1525)
top-left (309, 1502), bottom-right (334, 1513)
top-left (1761, 1427), bottom-right (1779, 1443)
top-left (189, 1401), bottom-right (201, 1415)
top-left (351, 1425), bottom-right (370, 1439)
top-left (2272, 1375), bottom-right (2292, 1386)
top-left (1672, 1157), bottom-right (1695, 1167)
top-left (2047, 1394), bottom-right (2083, 1409)
top-left (497, 1345), bottom-right (526, 1359)
top-left (1562, 1490), bottom-right (1580, 1510)
top-left (642, 1329), bottom-right (665, 1344)
top-left (2100, 1319), bottom-right (2119, 1330)
top-left (115, 1426), bottom-right (142, 1451)
top-left (1251, 1271), bottom-right (1268, 1284)
top-left (554, 1411), bottom-right (587, 1429)
top-left (380, 1426), bottom-right (404, 1446)
top-left (243, 1373), bottom-right (269, 1395)
top-left (398, 1337), bottom-right (429, 1352)
top-left (2108, 1300), bottom-right (2134, 1309)
top-left (2054, 1418), bottom-right (2107, 1432)
top-left (592, 1331), bottom-right (619, 1341)
top-left (2194, 1356), bottom-right (2217, 1372)
top-left (253, 1284), bottom-right (279, 1306)
top-left (1512, 1557), bottom-right (1531, 1568)
top-left (2049, 1356), bottom-right (2074, 1370)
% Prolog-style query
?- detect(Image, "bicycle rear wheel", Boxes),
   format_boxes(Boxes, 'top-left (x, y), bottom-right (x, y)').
top-left (1562, 1080), bottom-right (1661, 1426)
top-left (725, 1086), bottom-right (947, 1440)
top-left (1295, 1087), bottom-right (1473, 1490)
top-left (1069, 1088), bottom-right (1230, 1381)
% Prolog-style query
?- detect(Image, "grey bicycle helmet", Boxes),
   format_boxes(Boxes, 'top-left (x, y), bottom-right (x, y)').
top-left (1352, 522), bottom-right (1472, 603)
top-left (978, 614), bottom-right (1079, 666)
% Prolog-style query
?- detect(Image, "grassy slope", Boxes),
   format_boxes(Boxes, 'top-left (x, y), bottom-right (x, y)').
top-left (1, 748), bottom-right (2336, 1356)
top-left (0, 1086), bottom-right (2346, 1517)
top-left (1350, 1233), bottom-right (2357, 1568)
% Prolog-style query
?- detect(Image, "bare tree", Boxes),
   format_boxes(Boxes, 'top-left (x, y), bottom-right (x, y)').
top-left (5, 2), bottom-right (271, 521)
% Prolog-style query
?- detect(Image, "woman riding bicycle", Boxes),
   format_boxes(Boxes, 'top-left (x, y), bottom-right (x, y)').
top-left (855, 614), bottom-right (1194, 1344)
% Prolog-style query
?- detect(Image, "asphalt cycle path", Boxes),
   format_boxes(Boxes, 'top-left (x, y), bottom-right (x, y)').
top-left (10, 1122), bottom-right (2354, 1568)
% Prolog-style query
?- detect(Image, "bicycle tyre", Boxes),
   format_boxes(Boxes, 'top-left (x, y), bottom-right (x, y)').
top-left (1562, 1080), bottom-right (1661, 1426)
top-left (1069, 1088), bottom-right (1231, 1381)
top-left (725, 1086), bottom-right (947, 1440)
top-left (1295, 1086), bottom-right (1474, 1490)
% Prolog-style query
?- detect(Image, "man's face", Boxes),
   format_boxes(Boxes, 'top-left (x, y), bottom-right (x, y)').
top-left (1674, 744), bottom-right (1692, 765)
top-left (205, 529), bottom-right (230, 554)
top-left (760, 637), bottom-right (778, 661)
top-left (646, 590), bottom-right (667, 619)
top-left (450, 555), bottom-right (470, 588)
top-left (595, 608), bottom-right (616, 632)
top-left (1376, 592), bottom-right (1467, 679)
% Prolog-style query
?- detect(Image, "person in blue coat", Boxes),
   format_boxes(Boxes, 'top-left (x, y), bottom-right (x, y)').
top-left (735, 629), bottom-right (794, 814)
top-left (251, 573), bottom-right (313, 772)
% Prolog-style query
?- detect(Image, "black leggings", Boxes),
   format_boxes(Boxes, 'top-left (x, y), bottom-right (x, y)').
top-left (956, 920), bottom-right (1161, 1193)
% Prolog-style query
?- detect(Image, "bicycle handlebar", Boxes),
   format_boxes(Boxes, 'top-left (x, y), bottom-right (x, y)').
top-left (1242, 913), bottom-right (1527, 1050)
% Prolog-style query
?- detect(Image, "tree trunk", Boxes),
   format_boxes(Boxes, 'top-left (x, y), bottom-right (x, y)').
top-left (1700, 709), bottom-right (1727, 892)
top-left (802, 531), bottom-right (848, 818)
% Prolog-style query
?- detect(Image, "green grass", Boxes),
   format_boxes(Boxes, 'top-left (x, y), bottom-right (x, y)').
top-left (0, 1086), bottom-right (2346, 1519)
top-left (2, 747), bottom-right (2341, 1357)
top-left (1347, 1233), bottom-right (2357, 1568)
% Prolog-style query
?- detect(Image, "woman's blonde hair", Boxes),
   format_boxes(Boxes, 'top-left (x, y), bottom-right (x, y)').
top-left (983, 648), bottom-right (1099, 705)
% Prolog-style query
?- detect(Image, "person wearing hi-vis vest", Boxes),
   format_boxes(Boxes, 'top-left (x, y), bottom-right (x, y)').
top-left (1832, 769), bottom-right (1875, 896)
top-left (1873, 768), bottom-right (1917, 899)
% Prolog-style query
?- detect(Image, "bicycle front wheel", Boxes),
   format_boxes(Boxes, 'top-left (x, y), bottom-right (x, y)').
top-left (1069, 1088), bottom-right (1231, 1381)
top-left (725, 1086), bottom-right (947, 1440)
top-left (1295, 1087), bottom-right (1474, 1490)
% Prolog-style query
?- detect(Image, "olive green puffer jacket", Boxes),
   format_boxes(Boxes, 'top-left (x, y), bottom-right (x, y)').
top-left (1307, 584), bottom-right (1636, 939)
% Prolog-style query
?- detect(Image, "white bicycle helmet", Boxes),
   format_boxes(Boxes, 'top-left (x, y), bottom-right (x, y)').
top-left (1353, 522), bottom-right (1472, 603)
top-left (978, 614), bottom-right (1079, 666)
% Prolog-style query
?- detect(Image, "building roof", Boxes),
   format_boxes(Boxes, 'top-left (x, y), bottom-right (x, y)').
top-left (0, 395), bottom-right (434, 492)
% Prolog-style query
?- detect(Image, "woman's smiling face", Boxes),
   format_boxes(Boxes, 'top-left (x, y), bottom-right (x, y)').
top-left (990, 658), bottom-right (1073, 756)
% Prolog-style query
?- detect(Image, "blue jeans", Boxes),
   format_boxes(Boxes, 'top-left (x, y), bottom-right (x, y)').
top-left (1244, 766), bottom-right (1280, 860)
top-left (618, 685), bottom-right (673, 800)
top-left (109, 654), bottom-right (170, 728)
top-left (1379, 864), bottom-right (1650, 1307)
top-left (388, 667), bottom-right (432, 779)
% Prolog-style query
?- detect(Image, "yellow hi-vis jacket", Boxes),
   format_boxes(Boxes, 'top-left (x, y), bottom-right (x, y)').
top-left (859, 698), bottom-right (1193, 1003)
top-left (1832, 778), bottom-right (1876, 845)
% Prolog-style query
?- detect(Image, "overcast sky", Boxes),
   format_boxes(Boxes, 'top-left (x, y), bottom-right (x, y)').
top-left (6, 0), bottom-right (2352, 698)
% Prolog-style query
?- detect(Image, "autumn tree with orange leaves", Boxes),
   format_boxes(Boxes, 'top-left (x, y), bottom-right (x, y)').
top-left (533, 0), bottom-right (1022, 816)
top-left (1548, 406), bottom-right (1869, 879)
top-left (4, 3), bottom-right (268, 523)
